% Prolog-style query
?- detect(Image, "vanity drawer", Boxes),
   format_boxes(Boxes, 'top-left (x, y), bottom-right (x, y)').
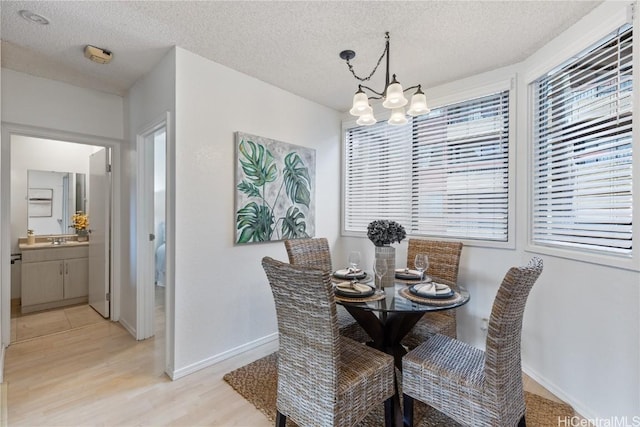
top-left (22, 246), bottom-right (89, 263)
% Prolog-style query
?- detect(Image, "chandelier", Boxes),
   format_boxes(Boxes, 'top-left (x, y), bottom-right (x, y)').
top-left (339, 32), bottom-right (430, 126)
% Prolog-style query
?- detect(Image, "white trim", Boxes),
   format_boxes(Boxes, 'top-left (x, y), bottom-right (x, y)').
top-left (635, 0), bottom-right (640, 409)
top-left (118, 315), bottom-right (136, 338)
top-left (0, 122), bottom-right (123, 358)
top-left (163, 112), bottom-right (175, 377)
top-left (0, 345), bottom-right (4, 383)
top-left (523, 9), bottom-right (639, 272)
top-left (420, 78), bottom-right (513, 113)
top-left (522, 362), bottom-right (595, 421)
top-left (523, 2), bottom-right (630, 84)
top-left (134, 112), bottom-right (174, 380)
top-left (0, 128), bottom-right (11, 353)
top-left (341, 77), bottom-right (514, 129)
top-left (169, 333), bottom-right (278, 380)
top-left (135, 114), bottom-right (167, 341)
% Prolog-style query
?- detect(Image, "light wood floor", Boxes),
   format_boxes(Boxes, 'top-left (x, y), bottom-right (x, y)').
top-left (11, 302), bottom-right (105, 343)
top-left (3, 295), bottom-right (570, 426)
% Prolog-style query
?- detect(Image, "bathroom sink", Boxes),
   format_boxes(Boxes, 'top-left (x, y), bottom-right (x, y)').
top-left (19, 237), bottom-right (88, 250)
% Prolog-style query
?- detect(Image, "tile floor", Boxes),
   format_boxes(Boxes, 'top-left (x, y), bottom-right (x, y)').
top-left (11, 303), bottom-right (107, 343)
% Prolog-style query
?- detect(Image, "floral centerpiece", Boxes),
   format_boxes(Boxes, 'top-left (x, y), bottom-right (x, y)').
top-left (367, 220), bottom-right (406, 288)
top-left (367, 219), bottom-right (406, 246)
top-left (71, 211), bottom-right (89, 240)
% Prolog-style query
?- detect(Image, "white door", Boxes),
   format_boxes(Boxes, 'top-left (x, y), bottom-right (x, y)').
top-left (89, 148), bottom-right (110, 318)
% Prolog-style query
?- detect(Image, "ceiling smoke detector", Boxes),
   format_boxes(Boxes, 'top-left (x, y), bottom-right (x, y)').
top-left (84, 45), bottom-right (113, 64)
top-left (19, 10), bottom-right (49, 25)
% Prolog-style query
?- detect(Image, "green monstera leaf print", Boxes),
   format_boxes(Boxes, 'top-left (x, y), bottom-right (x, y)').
top-left (281, 206), bottom-right (309, 239)
top-left (236, 202), bottom-right (274, 243)
top-left (238, 140), bottom-right (277, 186)
top-left (283, 152), bottom-right (311, 207)
top-left (237, 180), bottom-right (261, 198)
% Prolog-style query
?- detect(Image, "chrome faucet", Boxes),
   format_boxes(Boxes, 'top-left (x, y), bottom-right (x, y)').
top-left (49, 236), bottom-right (67, 245)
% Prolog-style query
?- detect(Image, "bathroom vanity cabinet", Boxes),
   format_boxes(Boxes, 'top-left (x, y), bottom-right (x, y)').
top-left (20, 242), bottom-right (89, 313)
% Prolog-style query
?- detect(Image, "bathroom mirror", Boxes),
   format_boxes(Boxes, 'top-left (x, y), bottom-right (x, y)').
top-left (27, 169), bottom-right (86, 235)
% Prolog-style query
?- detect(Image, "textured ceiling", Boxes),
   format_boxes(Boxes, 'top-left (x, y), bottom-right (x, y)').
top-left (1, 1), bottom-right (602, 112)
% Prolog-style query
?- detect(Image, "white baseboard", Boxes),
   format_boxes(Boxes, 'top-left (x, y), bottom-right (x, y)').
top-left (118, 317), bottom-right (137, 339)
top-left (522, 362), bottom-right (595, 421)
top-left (170, 333), bottom-right (278, 380)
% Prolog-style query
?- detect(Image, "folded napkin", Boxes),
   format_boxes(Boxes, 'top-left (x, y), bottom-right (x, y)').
top-left (395, 268), bottom-right (423, 279)
top-left (335, 282), bottom-right (373, 295)
top-left (334, 268), bottom-right (366, 278)
top-left (412, 282), bottom-right (452, 297)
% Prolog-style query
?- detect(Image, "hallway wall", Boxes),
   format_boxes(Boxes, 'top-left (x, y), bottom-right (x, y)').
top-left (170, 47), bottom-right (342, 376)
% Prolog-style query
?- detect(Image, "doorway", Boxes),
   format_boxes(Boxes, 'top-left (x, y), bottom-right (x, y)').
top-left (153, 129), bottom-right (167, 341)
top-left (9, 135), bottom-right (109, 340)
top-left (135, 114), bottom-right (169, 374)
top-left (1, 124), bottom-right (121, 356)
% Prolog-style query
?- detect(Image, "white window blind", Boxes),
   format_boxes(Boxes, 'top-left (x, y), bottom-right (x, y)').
top-left (532, 24), bottom-right (633, 255)
top-left (344, 90), bottom-right (510, 242)
top-left (411, 92), bottom-right (510, 241)
top-left (344, 123), bottom-right (413, 231)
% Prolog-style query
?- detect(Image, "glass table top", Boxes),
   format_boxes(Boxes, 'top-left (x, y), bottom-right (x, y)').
top-left (334, 278), bottom-right (470, 314)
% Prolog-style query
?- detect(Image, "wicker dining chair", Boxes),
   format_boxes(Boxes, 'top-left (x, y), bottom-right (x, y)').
top-left (402, 257), bottom-right (544, 427)
top-left (402, 239), bottom-right (463, 349)
top-left (284, 238), bottom-right (369, 342)
top-left (262, 257), bottom-right (395, 427)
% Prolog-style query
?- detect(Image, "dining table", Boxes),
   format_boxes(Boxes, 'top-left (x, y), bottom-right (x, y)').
top-left (334, 275), bottom-right (470, 426)
top-left (335, 277), bottom-right (470, 369)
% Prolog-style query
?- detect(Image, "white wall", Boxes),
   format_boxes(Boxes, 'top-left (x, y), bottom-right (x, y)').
top-left (125, 49), bottom-right (176, 339)
top-left (1, 69), bottom-right (123, 140)
top-left (172, 47), bottom-right (341, 376)
top-left (516, 2), bottom-right (639, 419)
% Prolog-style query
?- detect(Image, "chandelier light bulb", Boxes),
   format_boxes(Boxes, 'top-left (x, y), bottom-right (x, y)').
top-left (382, 75), bottom-right (408, 109)
top-left (349, 89), bottom-right (371, 116)
top-left (357, 113), bottom-right (377, 126)
top-left (407, 87), bottom-right (431, 116)
top-left (359, 105), bottom-right (374, 116)
top-left (388, 107), bottom-right (408, 125)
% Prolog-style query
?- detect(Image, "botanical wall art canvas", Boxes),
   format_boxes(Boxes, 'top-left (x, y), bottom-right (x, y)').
top-left (235, 132), bottom-right (315, 244)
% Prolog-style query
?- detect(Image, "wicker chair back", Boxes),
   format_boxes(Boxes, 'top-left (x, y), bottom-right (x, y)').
top-left (483, 257), bottom-right (544, 419)
top-left (284, 238), bottom-right (333, 273)
top-left (406, 238), bottom-right (463, 284)
top-left (261, 257), bottom-right (340, 424)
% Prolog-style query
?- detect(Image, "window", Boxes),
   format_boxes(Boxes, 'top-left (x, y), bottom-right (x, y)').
top-left (532, 25), bottom-right (633, 256)
top-left (344, 90), bottom-right (510, 242)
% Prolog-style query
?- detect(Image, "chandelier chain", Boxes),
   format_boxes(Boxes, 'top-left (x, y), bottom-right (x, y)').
top-left (345, 42), bottom-right (389, 83)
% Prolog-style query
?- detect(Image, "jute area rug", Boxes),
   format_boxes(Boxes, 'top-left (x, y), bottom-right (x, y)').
top-left (223, 352), bottom-right (575, 427)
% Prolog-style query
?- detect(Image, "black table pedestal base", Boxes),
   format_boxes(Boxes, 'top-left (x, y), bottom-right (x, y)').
top-left (343, 306), bottom-right (426, 426)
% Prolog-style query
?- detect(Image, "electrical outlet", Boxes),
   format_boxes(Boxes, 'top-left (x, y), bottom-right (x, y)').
top-left (480, 317), bottom-right (489, 332)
